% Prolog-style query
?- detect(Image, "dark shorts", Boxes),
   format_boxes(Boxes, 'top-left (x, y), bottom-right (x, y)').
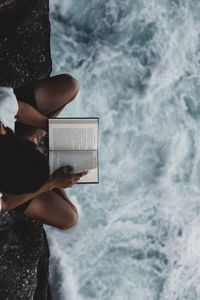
top-left (14, 82), bottom-right (36, 107)
top-left (14, 82), bottom-right (37, 135)
top-left (13, 83), bottom-right (37, 213)
top-left (14, 199), bottom-right (32, 213)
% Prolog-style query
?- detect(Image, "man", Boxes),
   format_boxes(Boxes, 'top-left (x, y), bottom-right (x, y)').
top-left (0, 0), bottom-right (83, 228)
top-left (0, 69), bottom-right (85, 300)
top-left (0, 80), bottom-right (87, 299)
top-left (0, 73), bottom-right (84, 228)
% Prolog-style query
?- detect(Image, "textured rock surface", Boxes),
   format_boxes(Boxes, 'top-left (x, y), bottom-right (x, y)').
top-left (0, 0), bottom-right (53, 298)
top-left (0, 0), bottom-right (52, 88)
top-left (0, 210), bottom-right (50, 299)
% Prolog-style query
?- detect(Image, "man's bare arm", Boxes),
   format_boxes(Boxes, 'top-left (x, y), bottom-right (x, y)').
top-left (1, 167), bottom-right (87, 212)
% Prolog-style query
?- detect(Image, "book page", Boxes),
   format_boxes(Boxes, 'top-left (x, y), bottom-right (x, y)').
top-left (49, 118), bottom-right (98, 151)
top-left (49, 150), bottom-right (98, 174)
top-left (78, 168), bottom-right (98, 183)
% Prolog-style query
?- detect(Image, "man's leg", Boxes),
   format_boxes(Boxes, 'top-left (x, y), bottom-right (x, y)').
top-left (15, 73), bottom-right (79, 140)
top-left (34, 73), bottom-right (79, 117)
top-left (24, 189), bottom-right (78, 230)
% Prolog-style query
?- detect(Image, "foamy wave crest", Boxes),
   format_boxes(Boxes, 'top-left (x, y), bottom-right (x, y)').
top-left (48, 0), bottom-right (200, 299)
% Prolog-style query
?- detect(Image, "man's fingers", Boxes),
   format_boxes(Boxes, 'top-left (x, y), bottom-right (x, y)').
top-left (71, 176), bottom-right (81, 185)
top-left (63, 166), bottom-right (74, 173)
top-left (74, 171), bottom-right (88, 177)
top-left (74, 176), bottom-right (81, 182)
top-left (59, 168), bottom-right (87, 177)
top-left (67, 175), bottom-right (83, 188)
top-left (53, 167), bottom-right (89, 177)
top-left (71, 176), bottom-right (80, 182)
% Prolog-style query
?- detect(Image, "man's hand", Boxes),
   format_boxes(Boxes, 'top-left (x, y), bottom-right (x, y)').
top-left (50, 166), bottom-right (88, 189)
top-left (1, 166), bottom-right (87, 212)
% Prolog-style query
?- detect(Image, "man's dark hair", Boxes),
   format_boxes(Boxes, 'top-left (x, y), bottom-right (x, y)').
top-left (0, 129), bottom-right (49, 195)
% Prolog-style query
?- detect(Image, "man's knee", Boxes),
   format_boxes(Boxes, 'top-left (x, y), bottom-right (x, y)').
top-left (58, 210), bottom-right (78, 230)
top-left (59, 74), bottom-right (79, 102)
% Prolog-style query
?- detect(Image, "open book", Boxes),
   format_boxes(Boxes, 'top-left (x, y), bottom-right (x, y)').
top-left (49, 118), bottom-right (99, 183)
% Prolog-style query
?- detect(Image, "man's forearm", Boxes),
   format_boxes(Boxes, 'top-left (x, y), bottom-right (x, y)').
top-left (16, 101), bottom-right (48, 130)
top-left (1, 178), bottom-right (55, 212)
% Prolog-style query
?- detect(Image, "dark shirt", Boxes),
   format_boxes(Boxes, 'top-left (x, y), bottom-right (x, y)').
top-left (0, 0), bottom-right (52, 88)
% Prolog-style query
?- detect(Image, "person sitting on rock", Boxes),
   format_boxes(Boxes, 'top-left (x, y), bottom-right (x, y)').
top-left (0, 81), bottom-right (87, 300)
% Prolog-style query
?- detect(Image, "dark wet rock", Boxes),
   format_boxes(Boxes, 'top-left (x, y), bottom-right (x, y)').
top-left (0, 1), bottom-right (53, 298)
top-left (0, 0), bottom-right (52, 88)
top-left (0, 210), bottom-right (50, 300)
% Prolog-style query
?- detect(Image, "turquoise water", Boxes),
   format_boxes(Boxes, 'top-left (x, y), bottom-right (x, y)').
top-left (47, 1), bottom-right (200, 299)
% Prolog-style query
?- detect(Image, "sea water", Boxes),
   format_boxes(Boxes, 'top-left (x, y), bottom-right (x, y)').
top-left (47, 1), bottom-right (200, 299)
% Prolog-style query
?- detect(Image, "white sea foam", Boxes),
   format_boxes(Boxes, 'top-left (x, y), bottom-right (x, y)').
top-left (48, 235), bottom-right (83, 300)
top-left (48, 0), bottom-right (200, 299)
